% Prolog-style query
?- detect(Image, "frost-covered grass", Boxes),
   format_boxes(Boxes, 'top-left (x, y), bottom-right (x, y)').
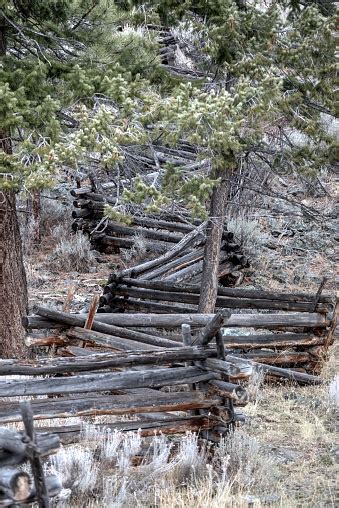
top-left (39, 346), bottom-right (337, 508)
top-left (46, 427), bottom-right (283, 508)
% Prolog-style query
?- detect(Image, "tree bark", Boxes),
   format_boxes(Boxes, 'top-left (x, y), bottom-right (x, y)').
top-left (198, 169), bottom-right (229, 313)
top-left (0, 19), bottom-right (28, 358)
top-left (32, 191), bottom-right (41, 244)
top-left (0, 191), bottom-right (28, 357)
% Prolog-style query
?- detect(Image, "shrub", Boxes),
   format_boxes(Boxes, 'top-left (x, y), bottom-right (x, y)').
top-left (47, 233), bottom-right (96, 273)
top-left (227, 215), bottom-right (266, 256)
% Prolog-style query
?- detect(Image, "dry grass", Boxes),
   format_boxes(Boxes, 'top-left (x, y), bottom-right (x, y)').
top-left (46, 427), bottom-right (283, 508)
top-left (47, 233), bottom-right (97, 273)
top-left (227, 215), bottom-right (266, 257)
top-left (120, 233), bottom-right (167, 263)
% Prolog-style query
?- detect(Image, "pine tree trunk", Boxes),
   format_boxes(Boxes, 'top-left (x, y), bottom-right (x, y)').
top-left (0, 190), bottom-right (28, 357)
top-left (198, 170), bottom-right (228, 314)
top-left (0, 17), bottom-right (28, 357)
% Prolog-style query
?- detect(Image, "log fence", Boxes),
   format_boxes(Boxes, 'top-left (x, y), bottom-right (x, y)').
top-left (3, 185), bottom-right (335, 448)
top-left (70, 186), bottom-right (250, 286)
top-left (15, 293), bottom-right (334, 446)
top-left (0, 402), bottom-right (62, 507)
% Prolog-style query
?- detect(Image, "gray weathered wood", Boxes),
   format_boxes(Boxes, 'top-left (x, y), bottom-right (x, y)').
top-left (66, 327), bottom-right (163, 351)
top-left (194, 310), bottom-right (231, 346)
top-left (208, 380), bottom-right (249, 403)
top-left (0, 367), bottom-right (218, 398)
top-left (90, 312), bottom-right (329, 328)
top-left (20, 401), bottom-right (50, 508)
top-left (110, 286), bottom-right (329, 312)
top-left (33, 306), bottom-right (180, 348)
top-left (118, 277), bottom-right (332, 303)
top-left (35, 415), bottom-right (220, 444)
top-left (0, 468), bottom-right (31, 502)
top-left (101, 297), bottom-right (195, 314)
top-left (141, 248), bottom-right (204, 280)
top-left (242, 350), bottom-right (311, 365)
top-left (204, 358), bottom-right (252, 379)
top-left (26, 311), bottom-right (329, 329)
top-left (223, 333), bottom-right (325, 349)
top-left (120, 222), bottom-right (206, 278)
top-left (0, 392), bottom-right (221, 423)
top-left (226, 355), bottom-right (322, 385)
top-left (0, 347), bottom-right (220, 376)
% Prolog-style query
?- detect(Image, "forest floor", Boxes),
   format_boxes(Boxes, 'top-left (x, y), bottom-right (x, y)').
top-left (20, 171), bottom-right (338, 507)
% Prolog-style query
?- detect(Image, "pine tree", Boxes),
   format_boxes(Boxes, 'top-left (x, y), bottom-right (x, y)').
top-left (0, 0), bottom-right (158, 356)
top-left (0, 0), bottom-right (335, 353)
top-left (115, 0), bottom-right (335, 312)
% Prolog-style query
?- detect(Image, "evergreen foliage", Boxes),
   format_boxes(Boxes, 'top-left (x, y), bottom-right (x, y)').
top-left (0, 0), bottom-right (335, 218)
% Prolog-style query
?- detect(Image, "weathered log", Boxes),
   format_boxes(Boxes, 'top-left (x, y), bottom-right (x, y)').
top-left (72, 201), bottom-right (105, 212)
top-left (131, 216), bottom-right (194, 233)
top-left (223, 333), bottom-right (325, 349)
top-left (141, 248), bottom-right (204, 280)
top-left (0, 367), bottom-right (218, 397)
top-left (208, 380), bottom-right (249, 403)
top-left (0, 428), bottom-right (27, 466)
top-left (195, 310), bottom-right (231, 346)
top-left (181, 324), bottom-right (192, 347)
top-left (0, 392), bottom-right (222, 424)
top-left (20, 401), bottom-right (50, 508)
top-left (0, 428), bottom-right (60, 466)
top-left (70, 187), bottom-right (92, 197)
top-left (26, 311), bottom-right (329, 330)
top-left (216, 261), bottom-right (239, 279)
top-left (163, 252), bottom-right (228, 282)
top-left (117, 278), bottom-right (330, 311)
top-left (86, 201), bottom-right (106, 211)
top-left (92, 234), bottom-right (166, 251)
top-left (118, 277), bottom-right (333, 303)
top-left (0, 468), bottom-right (31, 502)
top-left (57, 345), bottom-right (103, 357)
top-left (31, 433), bottom-right (60, 458)
top-left (216, 330), bottom-right (226, 360)
top-left (35, 415), bottom-right (221, 444)
top-left (241, 350), bottom-right (311, 365)
top-left (73, 199), bottom-right (90, 208)
top-left (93, 312), bottom-right (329, 328)
top-left (66, 327), bottom-right (163, 351)
top-left (120, 223), bottom-right (206, 278)
top-left (0, 347), bottom-right (221, 376)
top-left (24, 335), bottom-right (68, 347)
top-left (27, 475), bottom-right (62, 502)
top-left (227, 355), bottom-right (322, 385)
top-left (204, 358), bottom-right (252, 379)
top-left (105, 221), bottom-right (182, 243)
top-left (104, 297), bottom-right (195, 314)
top-left (70, 188), bottom-right (116, 204)
top-left (23, 316), bottom-right (63, 330)
top-left (33, 306), bottom-right (180, 348)
top-left (71, 208), bottom-right (93, 219)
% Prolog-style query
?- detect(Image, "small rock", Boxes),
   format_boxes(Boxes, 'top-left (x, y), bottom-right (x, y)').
top-left (261, 494), bottom-right (280, 503)
top-left (272, 447), bottom-right (302, 463)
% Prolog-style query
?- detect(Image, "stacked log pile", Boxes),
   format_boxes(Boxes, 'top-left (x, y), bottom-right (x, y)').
top-left (0, 402), bottom-right (62, 506)
top-left (25, 297), bottom-right (336, 376)
top-left (98, 274), bottom-right (336, 374)
top-left (71, 186), bottom-right (250, 286)
top-left (19, 290), bottom-right (336, 442)
top-left (11, 307), bottom-right (258, 443)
